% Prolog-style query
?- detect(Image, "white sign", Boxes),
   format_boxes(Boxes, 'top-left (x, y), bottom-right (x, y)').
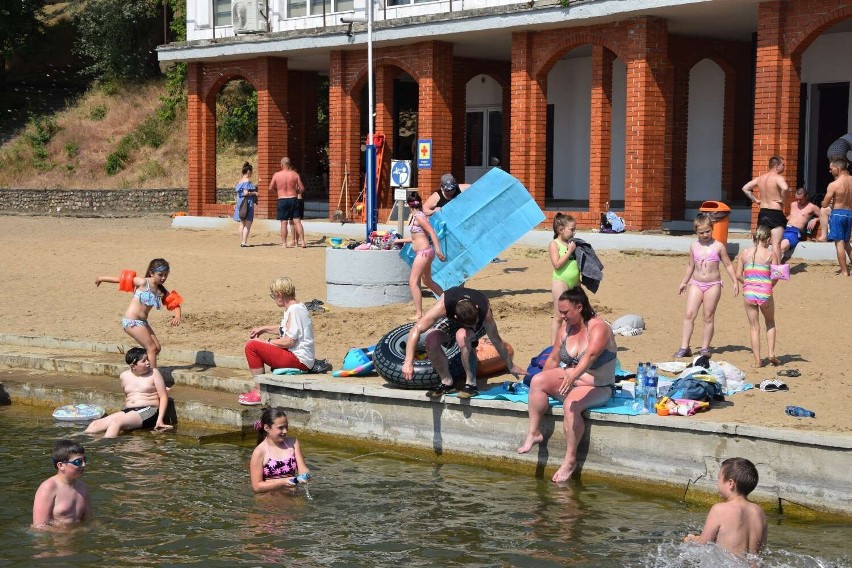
top-left (390, 160), bottom-right (412, 187)
top-left (394, 188), bottom-right (408, 201)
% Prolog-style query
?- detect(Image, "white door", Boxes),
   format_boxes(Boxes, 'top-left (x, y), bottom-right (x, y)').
top-left (464, 107), bottom-right (503, 184)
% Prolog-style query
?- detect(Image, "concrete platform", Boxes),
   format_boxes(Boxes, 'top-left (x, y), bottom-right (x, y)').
top-left (1, 334), bottom-right (850, 517)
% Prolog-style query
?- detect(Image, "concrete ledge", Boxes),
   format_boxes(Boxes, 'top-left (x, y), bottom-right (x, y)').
top-left (325, 248), bottom-right (410, 307)
top-left (259, 375), bottom-right (852, 516)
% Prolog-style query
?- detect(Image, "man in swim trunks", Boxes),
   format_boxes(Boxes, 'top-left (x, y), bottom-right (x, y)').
top-left (85, 347), bottom-right (172, 438)
top-left (402, 286), bottom-right (523, 398)
top-left (821, 159), bottom-right (852, 276)
top-left (742, 156), bottom-right (790, 258)
top-left (779, 188), bottom-right (821, 262)
top-left (269, 157), bottom-right (306, 248)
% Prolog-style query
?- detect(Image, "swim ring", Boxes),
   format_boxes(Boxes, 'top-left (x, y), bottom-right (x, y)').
top-left (52, 403), bottom-right (105, 422)
top-left (374, 319), bottom-right (483, 389)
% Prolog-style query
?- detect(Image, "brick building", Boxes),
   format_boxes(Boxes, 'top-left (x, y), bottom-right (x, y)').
top-left (158, 0), bottom-right (852, 230)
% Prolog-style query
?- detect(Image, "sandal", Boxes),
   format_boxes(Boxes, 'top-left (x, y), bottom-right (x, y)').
top-left (777, 369), bottom-right (801, 378)
top-left (759, 379), bottom-right (789, 392)
top-left (673, 347), bottom-right (692, 358)
top-left (456, 384), bottom-right (480, 399)
top-left (426, 383), bottom-right (456, 398)
top-left (698, 348), bottom-right (712, 357)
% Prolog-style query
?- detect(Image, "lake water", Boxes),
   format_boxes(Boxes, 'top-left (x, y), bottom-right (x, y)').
top-left (0, 405), bottom-right (849, 567)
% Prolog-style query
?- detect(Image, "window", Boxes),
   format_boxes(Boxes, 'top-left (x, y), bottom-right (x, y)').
top-left (289, 0), bottom-right (307, 17)
top-left (215, 0), bottom-right (232, 26)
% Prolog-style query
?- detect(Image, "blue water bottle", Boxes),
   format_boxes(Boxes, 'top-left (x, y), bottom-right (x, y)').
top-left (785, 405), bottom-right (815, 418)
top-left (635, 362), bottom-right (647, 414)
top-left (645, 363), bottom-right (658, 414)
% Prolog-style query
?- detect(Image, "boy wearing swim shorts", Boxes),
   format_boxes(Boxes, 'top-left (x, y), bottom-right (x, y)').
top-left (85, 347), bottom-right (173, 438)
top-left (821, 159), bottom-right (852, 276)
top-left (33, 439), bottom-right (92, 529)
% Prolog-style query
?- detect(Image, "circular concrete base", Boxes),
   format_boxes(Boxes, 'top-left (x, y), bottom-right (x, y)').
top-left (326, 248), bottom-right (411, 307)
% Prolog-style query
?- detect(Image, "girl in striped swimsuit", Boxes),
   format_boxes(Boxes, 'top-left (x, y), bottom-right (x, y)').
top-left (736, 225), bottom-right (780, 368)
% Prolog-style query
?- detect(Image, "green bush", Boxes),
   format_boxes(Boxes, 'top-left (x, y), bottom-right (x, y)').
top-left (89, 104), bottom-right (107, 121)
top-left (217, 85), bottom-right (257, 147)
top-left (105, 148), bottom-right (129, 175)
top-left (65, 142), bottom-right (79, 159)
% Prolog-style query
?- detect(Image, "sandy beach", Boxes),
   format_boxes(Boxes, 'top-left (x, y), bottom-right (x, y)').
top-left (0, 215), bottom-right (847, 433)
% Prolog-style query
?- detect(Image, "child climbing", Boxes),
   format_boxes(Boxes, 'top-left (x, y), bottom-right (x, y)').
top-left (396, 192), bottom-right (446, 320)
top-left (735, 225), bottom-right (780, 368)
top-left (96, 258), bottom-right (182, 370)
top-left (675, 214), bottom-right (738, 358)
top-left (549, 213), bottom-right (580, 343)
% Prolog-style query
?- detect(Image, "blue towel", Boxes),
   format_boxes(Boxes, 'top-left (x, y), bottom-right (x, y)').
top-left (400, 169), bottom-right (545, 290)
top-left (272, 367), bottom-right (307, 375)
top-left (448, 384), bottom-right (562, 407)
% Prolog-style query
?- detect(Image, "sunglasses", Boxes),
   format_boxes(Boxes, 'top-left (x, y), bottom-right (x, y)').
top-left (65, 457), bottom-right (87, 467)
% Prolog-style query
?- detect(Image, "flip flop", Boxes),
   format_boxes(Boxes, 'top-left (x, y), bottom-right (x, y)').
top-left (759, 379), bottom-right (789, 392)
top-left (777, 369), bottom-right (801, 378)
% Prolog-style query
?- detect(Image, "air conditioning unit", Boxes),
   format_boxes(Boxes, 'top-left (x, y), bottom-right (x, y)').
top-left (232, 0), bottom-right (267, 34)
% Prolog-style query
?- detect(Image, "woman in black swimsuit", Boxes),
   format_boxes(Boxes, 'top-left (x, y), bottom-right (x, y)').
top-left (517, 286), bottom-right (618, 483)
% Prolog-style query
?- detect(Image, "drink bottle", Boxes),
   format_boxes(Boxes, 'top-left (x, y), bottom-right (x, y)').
top-left (785, 405), bottom-right (815, 418)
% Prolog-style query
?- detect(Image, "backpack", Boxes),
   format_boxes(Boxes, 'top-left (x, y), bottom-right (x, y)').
top-left (605, 211), bottom-right (625, 233)
top-left (524, 346), bottom-right (553, 385)
top-left (666, 375), bottom-right (724, 402)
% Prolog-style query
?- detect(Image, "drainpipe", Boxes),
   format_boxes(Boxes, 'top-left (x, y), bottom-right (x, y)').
top-left (211, 0), bottom-right (216, 38)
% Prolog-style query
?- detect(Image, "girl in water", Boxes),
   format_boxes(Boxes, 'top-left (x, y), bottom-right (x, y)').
top-left (735, 225), bottom-right (780, 368)
top-left (96, 258), bottom-right (182, 370)
top-left (398, 192), bottom-right (446, 320)
top-left (675, 214), bottom-right (738, 358)
top-left (234, 161), bottom-right (258, 247)
top-left (249, 407), bottom-right (310, 493)
top-left (549, 213), bottom-right (580, 343)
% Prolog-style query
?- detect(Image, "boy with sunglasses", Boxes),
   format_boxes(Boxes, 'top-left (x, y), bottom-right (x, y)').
top-left (33, 439), bottom-right (92, 529)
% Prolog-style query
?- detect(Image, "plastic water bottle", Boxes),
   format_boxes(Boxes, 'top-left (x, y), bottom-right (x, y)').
top-left (293, 473), bottom-right (312, 484)
top-left (785, 405), bottom-right (815, 418)
top-left (634, 363), bottom-right (647, 414)
top-left (645, 364), bottom-right (658, 414)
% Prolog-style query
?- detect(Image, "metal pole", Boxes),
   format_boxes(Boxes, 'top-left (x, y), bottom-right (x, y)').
top-left (365, 0), bottom-right (377, 239)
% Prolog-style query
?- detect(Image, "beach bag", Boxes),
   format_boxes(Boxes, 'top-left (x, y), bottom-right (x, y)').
top-left (605, 211), bottom-right (625, 233)
top-left (666, 375), bottom-right (724, 402)
top-left (523, 346), bottom-right (553, 386)
top-left (238, 196), bottom-right (250, 220)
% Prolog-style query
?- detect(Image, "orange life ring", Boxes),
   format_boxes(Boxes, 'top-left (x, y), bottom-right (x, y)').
top-left (118, 270), bottom-right (136, 292)
top-left (164, 290), bottom-right (183, 311)
top-left (475, 338), bottom-right (514, 379)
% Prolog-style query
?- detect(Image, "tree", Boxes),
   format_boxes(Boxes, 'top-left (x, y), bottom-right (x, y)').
top-left (74, 0), bottom-right (162, 81)
top-left (0, 0), bottom-right (48, 90)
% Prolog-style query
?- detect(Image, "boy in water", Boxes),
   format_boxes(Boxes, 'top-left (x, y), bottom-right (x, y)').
top-left (85, 347), bottom-right (172, 438)
top-left (685, 457), bottom-right (767, 557)
top-left (32, 439), bottom-right (92, 529)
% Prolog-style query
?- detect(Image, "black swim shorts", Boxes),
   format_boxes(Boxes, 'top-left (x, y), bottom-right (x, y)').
top-left (757, 208), bottom-right (786, 229)
top-left (276, 197), bottom-right (299, 221)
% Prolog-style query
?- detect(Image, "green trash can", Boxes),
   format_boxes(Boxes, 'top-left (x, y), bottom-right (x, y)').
top-left (699, 201), bottom-right (731, 245)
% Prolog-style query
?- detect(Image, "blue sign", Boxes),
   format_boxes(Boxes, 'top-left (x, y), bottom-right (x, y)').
top-left (417, 139), bottom-right (432, 169)
top-left (390, 160), bottom-right (412, 187)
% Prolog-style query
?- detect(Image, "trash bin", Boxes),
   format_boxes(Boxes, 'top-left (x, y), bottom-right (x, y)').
top-left (699, 201), bottom-right (731, 245)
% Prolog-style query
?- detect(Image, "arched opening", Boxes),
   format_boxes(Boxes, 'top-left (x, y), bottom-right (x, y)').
top-left (610, 58), bottom-right (627, 206)
top-left (800, 19), bottom-right (852, 201)
top-left (685, 59), bottom-right (725, 203)
top-left (464, 74), bottom-right (503, 184)
top-left (215, 79), bottom-right (258, 205)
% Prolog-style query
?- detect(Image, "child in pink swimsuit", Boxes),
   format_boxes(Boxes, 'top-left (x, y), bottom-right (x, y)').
top-left (675, 215), bottom-right (739, 358)
top-left (249, 407), bottom-right (310, 493)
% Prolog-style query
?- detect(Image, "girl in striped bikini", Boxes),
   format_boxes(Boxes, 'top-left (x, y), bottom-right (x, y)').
top-left (736, 225), bottom-right (780, 368)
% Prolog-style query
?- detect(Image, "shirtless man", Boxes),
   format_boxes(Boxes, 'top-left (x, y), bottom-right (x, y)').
top-left (742, 156), bottom-right (790, 258)
top-left (684, 457), bottom-right (767, 558)
top-left (779, 188), bottom-right (821, 262)
top-left (85, 347), bottom-right (172, 438)
top-left (32, 439), bottom-right (92, 529)
top-left (269, 157), bottom-right (306, 248)
top-left (821, 159), bottom-right (852, 276)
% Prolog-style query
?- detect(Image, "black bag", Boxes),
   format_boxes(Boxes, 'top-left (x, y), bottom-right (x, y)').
top-left (238, 196), bottom-right (250, 220)
top-left (666, 376), bottom-right (724, 402)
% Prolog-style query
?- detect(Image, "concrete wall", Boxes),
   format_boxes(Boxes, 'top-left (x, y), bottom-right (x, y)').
top-left (0, 189), bottom-right (187, 216)
top-left (261, 376), bottom-right (852, 516)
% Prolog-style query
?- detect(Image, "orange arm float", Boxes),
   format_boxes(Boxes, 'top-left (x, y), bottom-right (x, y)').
top-left (164, 291), bottom-right (183, 311)
top-left (118, 270), bottom-right (137, 292)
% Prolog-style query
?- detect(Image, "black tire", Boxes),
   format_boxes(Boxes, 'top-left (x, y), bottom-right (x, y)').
top-left (374, 320), bottom-right (465, 389)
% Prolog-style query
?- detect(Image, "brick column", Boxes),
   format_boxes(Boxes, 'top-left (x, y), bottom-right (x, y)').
top-left (186, 62), bottom-right (205, 216)
top-left (510, 31), bottom-right (548, 204)
top-left (256, 57), bottom-right (289, 219)
top-left (329, 51), bottom-right (361, 220)
top-left (589, 46), bottom-right (614, 216)
top-left (417, 41), bottom-right (453, 196)
top-left (375, 65), bottom-right (395, 208)
top-left (752, 1), bottom-right (801, 225)
top-left (624, 18), bottom-right (672, 230)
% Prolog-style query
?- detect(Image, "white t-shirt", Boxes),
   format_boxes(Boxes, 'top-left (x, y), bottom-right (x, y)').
top-left (278, 303), bottom-right (315, 368)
